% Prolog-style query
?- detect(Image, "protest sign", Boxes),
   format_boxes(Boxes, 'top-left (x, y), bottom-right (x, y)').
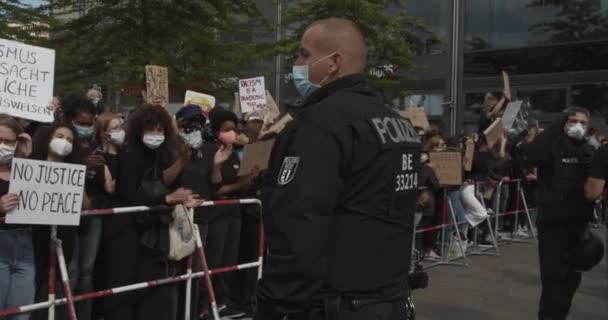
top-left (429, 152), bottom-right (463, 186)
top-left (463, 139), bottom-right (475, 172)
top-left (265, 90), bottom-right (281, 117)
top-left (502, 100), bottom-right (523, 130)
top-left (6, 158), bottom-right (86, 226)
top-left (502, 71), bottom-right (511, 101)
top-left (0, 38), bottom-right (55, 123)
top-left (184, 90), bottom-right (215, 115)
top-left (238, 76), bottom-right (266, 113)
top-left (400, 107), bottom-right (430, 130)
top-left (484, 118), bottom-right (503, 149)
top-left (145, 65), bottom-right (169, 106)
top-left (238, 139), bottom-right (276, 176)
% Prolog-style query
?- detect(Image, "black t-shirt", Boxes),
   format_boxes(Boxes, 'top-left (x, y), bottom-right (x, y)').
top-left (589, 144), bottom-right (608, 180)
top-left (477, 112), bottom-right (494, 135)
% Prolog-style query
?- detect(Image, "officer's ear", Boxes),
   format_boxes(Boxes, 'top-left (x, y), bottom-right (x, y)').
top-left (328, 52), bottom-right (343, 76)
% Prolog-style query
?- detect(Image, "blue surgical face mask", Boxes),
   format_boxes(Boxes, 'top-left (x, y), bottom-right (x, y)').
top-left (292, 53), bottom-right (335, 98)
top-left (73, 122), bottom-right (95, 138)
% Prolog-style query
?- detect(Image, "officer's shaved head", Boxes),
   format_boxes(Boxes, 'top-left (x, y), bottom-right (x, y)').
top-left (296, 18), bottom-right (368, 84)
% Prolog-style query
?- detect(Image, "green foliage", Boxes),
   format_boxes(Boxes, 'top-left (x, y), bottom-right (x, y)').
top-left (528, 0), bottom-right (608, 42)
top-left (270, 0), bottom-right (434, 100)
top-left (0, 0), bottom-right (50, 43)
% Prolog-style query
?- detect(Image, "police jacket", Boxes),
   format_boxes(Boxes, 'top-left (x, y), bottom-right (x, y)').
top-left (257, 74), bottom-right (422, 314)
top-left (527, 120), bottom-right (595, 225)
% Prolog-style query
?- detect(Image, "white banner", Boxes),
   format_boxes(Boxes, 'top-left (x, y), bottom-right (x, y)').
top-left (502, 100), bottom-right (523, 130)
top-left (0, 38), bottom-right (55, 122)
top-left (6, 158), bottom-right (86, 226)
top-left (238, 76), bottom-right (266, 113)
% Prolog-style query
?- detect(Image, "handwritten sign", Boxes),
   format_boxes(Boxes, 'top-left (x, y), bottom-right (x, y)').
top-left (400, 107), bottom-right (430, 130)
top-left (430, 152), bottom-right (463, 186)
top-left (238, 76), bottom-right (266, 113)
top-left (484, 118), bottom-right (503, 149)
top-left (502, 101), bottom-right (522, 130)
top-left (145, 65), bottom-right (169, 106)
top-left (184, 90), bottom-right (215, 115)
top-left (238, 139), bottom-right (276, 176)
top-left (0, 38), bottom-right (55, 122)
top-left (6, 159), bottom-right (86, 226)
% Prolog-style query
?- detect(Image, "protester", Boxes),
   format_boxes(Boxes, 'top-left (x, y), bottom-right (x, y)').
top-left (477, 92), bottom-right (507, 135)
top-left (116, 104), bottom-right (200, 320)
top-left (417, 151), bottom-right (442, 260)
top-left (30, 122), bottom-right (84, 320)
top-left (527, 107), bottom-right (597, 320)
top-left (0, 115), bottom-right (33, 320)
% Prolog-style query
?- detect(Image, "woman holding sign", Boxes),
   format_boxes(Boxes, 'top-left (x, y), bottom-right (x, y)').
top-left (116, 104), bottom-right (201, 320)
top-left (0, 115), bottom-right (33, 320)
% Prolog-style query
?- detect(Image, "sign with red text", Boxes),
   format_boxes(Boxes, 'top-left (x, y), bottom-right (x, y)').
top-left (0, 38), bottom-right (55, 122)
top-left (238, 76), bottom-right (266, 113)
top-left (6, 158), bottom-right (86, 226)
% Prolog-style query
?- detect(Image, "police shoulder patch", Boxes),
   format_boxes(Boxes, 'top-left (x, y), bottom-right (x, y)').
top-left (277, 156), bottom-right (300, 186)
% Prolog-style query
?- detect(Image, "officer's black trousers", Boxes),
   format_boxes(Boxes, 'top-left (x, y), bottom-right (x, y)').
top-left (255, 299), bottom-right (412, 320)
top-left (538, 224), bottom-right (583, 320)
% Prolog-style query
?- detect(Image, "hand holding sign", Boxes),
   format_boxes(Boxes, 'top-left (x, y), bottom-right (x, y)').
top-left (16, 133), bottom-right (32, 158)
top-left (0, 193), bottom-right (19, 214)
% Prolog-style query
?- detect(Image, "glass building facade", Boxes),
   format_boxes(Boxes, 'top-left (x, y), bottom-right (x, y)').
top-left (400, 0), bottom-right (608, 133)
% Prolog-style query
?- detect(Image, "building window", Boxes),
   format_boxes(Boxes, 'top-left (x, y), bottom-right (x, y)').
top-left (516, 88), bottom-right (568, 113)
top-left (405, 94), bottom-right (445, 116)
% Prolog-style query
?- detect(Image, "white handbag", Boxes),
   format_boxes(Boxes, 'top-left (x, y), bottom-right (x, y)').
top-left (168, 205), bottom-right (197, 261)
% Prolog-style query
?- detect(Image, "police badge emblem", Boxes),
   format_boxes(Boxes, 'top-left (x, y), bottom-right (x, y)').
top-left (278, 156), bottom-right (299, 186)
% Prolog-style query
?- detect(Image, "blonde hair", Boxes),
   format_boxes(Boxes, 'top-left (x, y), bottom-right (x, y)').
top-left (95, 112), bottom-right (122, 147)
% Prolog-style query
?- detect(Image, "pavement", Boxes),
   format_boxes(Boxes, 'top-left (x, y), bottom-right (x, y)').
top-left (414, 228), bottom-right (608, 320)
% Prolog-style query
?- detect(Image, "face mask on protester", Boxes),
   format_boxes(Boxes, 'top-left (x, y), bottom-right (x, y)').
top-left (109, 130), bottom-right (126, 145)
top-left (73, 122), bottom-right (95, 139)
top-left (180, 130), bottom-right (203, 149)
top-left (292, 53), bottom-right (336, 98)
top-left (0, 143), bottom-right (17, 165)
top-left (142, 133), bottom-right (165, 150)
top-left (49, 138), bottom-right (73, 158)
top-left (218, 130), bottom-right (237, 146)
top-left (90, 97), bottom-right (101, 106)
top-left (565, 123), bottom-right (586, 140)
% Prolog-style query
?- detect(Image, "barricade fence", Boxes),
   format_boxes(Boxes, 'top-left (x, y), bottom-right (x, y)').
top-left (0, 199), bottom-right (263, 320)
top-left (1, 180), bottom-right (538, 319)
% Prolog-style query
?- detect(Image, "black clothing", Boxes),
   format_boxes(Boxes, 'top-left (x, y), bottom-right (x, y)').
top-left (589, 143), bottom-right (608, 181)
top-left (477, 111), bottom-right (495, 136)
top-left (178, 143), bottom-right (215, 224)
top-left (257, 74), bottom-right (422, 318)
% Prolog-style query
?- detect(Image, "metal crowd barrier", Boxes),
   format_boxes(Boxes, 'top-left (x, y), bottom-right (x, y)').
top-left (0, 199), bottom-right (263, 320)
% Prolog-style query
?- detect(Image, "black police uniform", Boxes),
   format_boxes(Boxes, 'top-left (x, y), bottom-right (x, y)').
top-left (255, 74), bottom-right (421, 320)
top-left (527, 121), bottom-right (595, 320)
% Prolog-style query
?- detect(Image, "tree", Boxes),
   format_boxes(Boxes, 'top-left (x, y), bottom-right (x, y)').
top-left (47, 0), bottom-right (269, 101)
top-left (0, 0), bottom-right (50, 42)
top-left (528, 0), bottom-right (608, 42)
top-left (265, 0), bottom-right (434, 101)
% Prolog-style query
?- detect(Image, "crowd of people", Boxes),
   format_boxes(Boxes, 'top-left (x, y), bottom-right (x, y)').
top-left (0, 88), bottom-right (266, 320)
top-left (0, 84), bottom-right (605, 320)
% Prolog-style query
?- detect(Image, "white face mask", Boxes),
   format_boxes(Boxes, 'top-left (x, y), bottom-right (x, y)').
top-left (142, 133), bottom-right (165, 150)
top-left (565, 123), bottom-right (586, 140)
top-left (180, 130), bottom-right (203, 149)
top-left (49, 138), bottom-right (73, 158)
top-left (0, 143), bottom-right (16, 165)
top-left (90, 97), bottom-right (101, 105)
top-left (109, 130), bottom-right (126, 145)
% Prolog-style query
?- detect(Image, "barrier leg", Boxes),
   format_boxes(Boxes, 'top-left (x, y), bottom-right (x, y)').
top-left (53, 226), bottom-right (77, 320)
top-left (257, 222), bottom-right (264, 280)
top-left (48, 228), bottom-right (57, 320)
top-left (468, 188), bottom-right (500, 257)
top-left (519, 188), bottom-right (537, 241)
top-left (194, 227), bottom-right (220, 320)
top-left (184, 255), bottom-right (193, 320)
top-left (445, 199), bottom-right (469, 266)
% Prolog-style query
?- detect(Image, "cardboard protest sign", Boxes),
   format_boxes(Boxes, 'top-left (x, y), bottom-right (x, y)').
top-left (233, 91), bottom-right (241, 114)
top-left (463, 139), bottom-right (475, 172)
top-left (400, 107), bottom-right (430, 130)
top-left (502, 101), bottom-right (523, 130)
top-left (429, 152), bottom-right (463, 186)
top-left (6, 158), bottom-right (86, 226)
top-left (238, 76), bottom-right (266, 113)
top-left (238, 139), bottom-right (276, 176)
top-left (0, 38), bottom-right (55, 123)
top-left (484, 118), bottom-right (503, 149)
top-left (259, 113), bottom-right (293, 139)
top-left (502, 71), bottom-right (511, 101)
top-left (145, 65), bottom-right (169, 106)
top-left (184, 90), bottom-right (215, 115)
top-left (265, 90), bottom-right (281, 118)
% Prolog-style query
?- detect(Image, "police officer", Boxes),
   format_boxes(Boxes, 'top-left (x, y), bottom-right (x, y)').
top-left (254, 18), bottom-right (421, 320)
top-left (527, 107), bottom-right (597, 320)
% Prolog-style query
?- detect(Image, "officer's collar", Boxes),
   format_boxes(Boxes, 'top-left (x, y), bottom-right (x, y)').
top-left (303, 73), bottom-right (367, 106)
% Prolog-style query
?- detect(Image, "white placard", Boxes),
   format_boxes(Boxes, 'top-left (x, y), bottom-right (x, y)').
top-left (0, 38), bottom-right (55, 123)
top-left (184, 90), bottom-right (216, 115)
top-left (238, 76), bottom-right (266, 113)
top-left (6, 158), bottom-right (86, 226)
top-left (502, 100), bottom-right (523, 130)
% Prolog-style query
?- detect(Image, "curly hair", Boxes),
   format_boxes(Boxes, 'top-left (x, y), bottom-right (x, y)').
top-left (30, 123), bottom-right (85, 164)
top-left (209, 107), bottom-right (238, 134)
top-left (61, 92), bottom-right (97, 122)
top-left (126, 104), bottom-right (176, 147)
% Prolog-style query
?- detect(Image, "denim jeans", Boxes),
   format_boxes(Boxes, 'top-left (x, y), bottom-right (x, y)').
top-left (0, 228), bottom-right (35, 320)
top-left (68, 217), bottom-right (102, 320)
top-left (447, 188), bottom-right (467, 236)
top-left (494, 183), bottom-right (510, 232)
